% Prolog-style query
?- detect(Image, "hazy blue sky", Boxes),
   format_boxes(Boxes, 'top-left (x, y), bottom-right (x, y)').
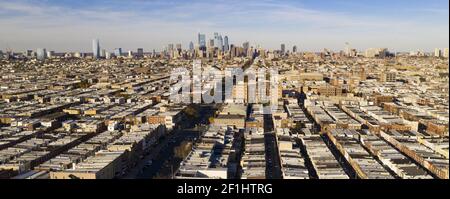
top-left (0, 0), bottom-right (448, 52)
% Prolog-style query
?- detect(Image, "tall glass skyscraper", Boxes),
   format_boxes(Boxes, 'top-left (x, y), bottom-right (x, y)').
top-left (114, 48), bottom-right (122, 56)
top-left (219, 35), bottom-right (224, 51)
top-left (189, 41), bottom-right (194, 51)
top-left (213, 32), bottom-right (220, 49)
top-left (209, 39), bottom-right (215, 48)
top-left (92, 39), bottom-right (100, 59)
top-left (137, 48), bottom-right (144, 58)
top-left (36, 48), bottom-right (47, 60)
top-left (224, 36), bottom-right (229, 52)
top-left (242, 42), bottom-right (250, 57)
top-left (198, 33), bottom-right (206, 48)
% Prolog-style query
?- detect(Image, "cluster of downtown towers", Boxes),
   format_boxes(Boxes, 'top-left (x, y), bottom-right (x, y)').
top-left (91, 32), bottom-right (230, 59)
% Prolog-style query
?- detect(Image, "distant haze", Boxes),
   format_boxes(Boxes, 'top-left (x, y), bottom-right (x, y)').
top-left (0, 0), bottom-right (448, 52)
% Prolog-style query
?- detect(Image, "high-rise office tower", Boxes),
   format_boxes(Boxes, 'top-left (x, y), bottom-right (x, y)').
top-left (219, 35), bottom-right (224, 51)
top-left (434, 48), bottom-right (441, 57)
top-left (100, 49), bottom-right (106, 58)
top-left (25, 50), bottom-right (33, 57)
top-left (213, 32), bottom-right (220, 49)
top-left (243, 42), bottom-right (249, 52)
top-left (248, 46), bottom-right (255, 58)
top-left (281, 44), bottom-right (286, 54)
top-left (224, 36), bottom-right (229, 52)
top-left (47, 50), bottom-right (54, 58)
top-left (114, 48), bottom-right (122, 56)
top-left (189, 42), bottom-right (194, 51)
top-left (137, 48), bottom-right (144, 58)
top-left (345, 42), bottom-right (351, 56)
top-left (36, 48), bottom-right (47, 60)
top-left (209, 39), bottom-right (215, 48)
top-left (230, 45), bottom-right (236, 57)
top-left (105, 52), bottom-right (111, 59)
top-left (293, 45), bottom-right (297, 53)
top-left (92, 39), bottom-right (100, 59)
top-left (444, 48), bottom-right (449, 58)
top-left (198, 33), bottom-right (206, 48)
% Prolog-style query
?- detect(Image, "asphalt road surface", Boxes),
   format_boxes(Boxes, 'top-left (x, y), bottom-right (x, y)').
top-left (120, 129), bottom-right (199, 179)
top-left (264, 114), bottom-right (282, 179)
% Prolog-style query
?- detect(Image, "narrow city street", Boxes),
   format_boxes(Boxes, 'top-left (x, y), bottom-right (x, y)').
top-left (263, 113), bottom-right (282, 179)
top-left (122, 104), bottom-right (216, 179)
top-left (136, 129), bottom-right (199, 179)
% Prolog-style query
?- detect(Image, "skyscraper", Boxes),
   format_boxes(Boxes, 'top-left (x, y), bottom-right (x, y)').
top-left (137, 48), bottom-right (144, 58)
top-left (26, 50), bottom-right (33, 57)
top-left (189, 41), bottom-right (194, 51)
top-left (224, 36), bottom-right (229, 52)
top-left (36, 48), bottom-right (47, 60)
top-left (105, 52), bottom-right (111, 59)
top-left (209, 39), bottom-right (215, 48)
top-left (444, 48), bottom-right (449, 58)
top-left (230, 45), bottom-right (236, 57)
top-left (281, 44), bottom-right (286, 54)
top-left (243, 42), bottom-right (250, 56)
top-left (293, 45), bottom-right (297, 53)
top-left (434, 48), bottom-right (441, 57)
top-left (114, 48), bottom-right (122, 56)
top-left (214, 32), bottom-right (220, 49)
top-left (345, 42), bottom-right (351, 56)
top-left (92, 39), bottom-right (100, 59)
top-left (47, 50), bottom-right (54, 58)
top-left (100, 49), bottom-right (106, 58)
top-left (219, 35), bottom-right (224, 51)
top-left (198, 33), bottom-right (206, 48)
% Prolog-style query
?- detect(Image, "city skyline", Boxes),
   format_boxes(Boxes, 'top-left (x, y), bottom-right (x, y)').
top-left (0, 0), bottom-right (448, 52)
top-left (0, 1), bottom-right (449, 182)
